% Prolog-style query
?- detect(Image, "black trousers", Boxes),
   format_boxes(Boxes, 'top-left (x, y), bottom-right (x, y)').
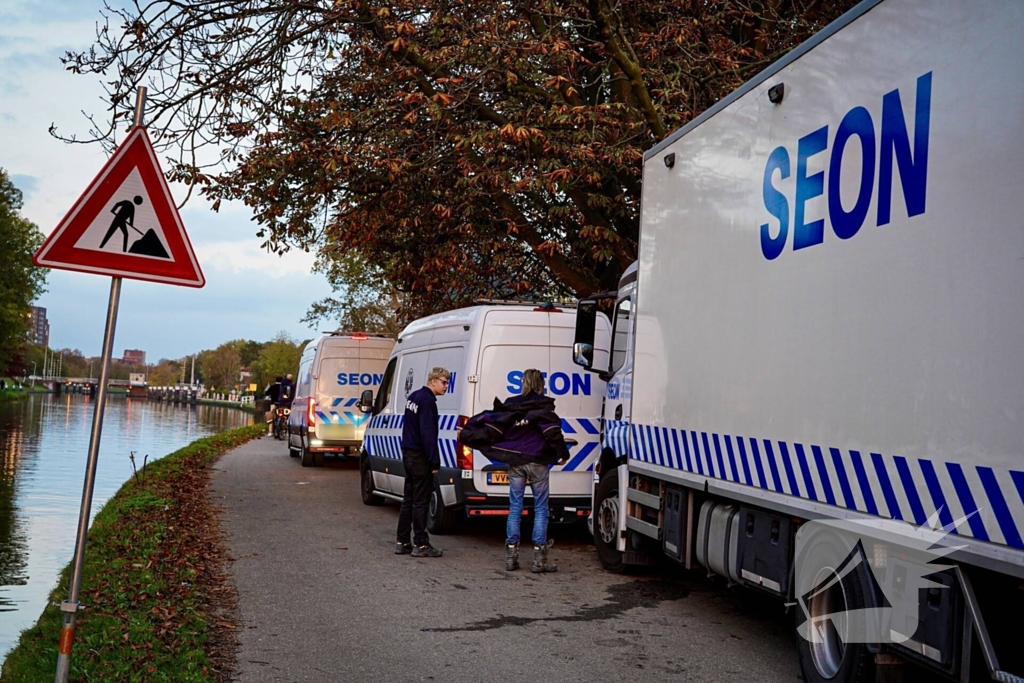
top-left (397, 450), bottom-right (433, 546)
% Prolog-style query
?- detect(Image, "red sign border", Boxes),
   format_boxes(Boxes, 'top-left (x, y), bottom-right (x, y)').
top-left (33, 126), bottom-right (205, 288)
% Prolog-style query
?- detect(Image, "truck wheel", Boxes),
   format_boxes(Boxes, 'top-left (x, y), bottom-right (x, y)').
top-left (300, 442), bottom-right (314, 467)
top-left (360, 457), bottom-right (383, 506)
top-left (795, 532), bottom-right (872, 683)
top-left (427, 484), bottom-right (457, 535)
top-left (594, 471), bottom-right (626, 573)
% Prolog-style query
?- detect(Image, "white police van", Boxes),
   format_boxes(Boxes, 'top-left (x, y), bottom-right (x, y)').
top-left (287, 333), bottom-right (395, 467)
top-left (358, 301), bottom-right (611, 533)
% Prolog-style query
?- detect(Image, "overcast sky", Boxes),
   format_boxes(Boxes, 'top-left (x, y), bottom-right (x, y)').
top-left (1, 0), bottom-right (335, 362)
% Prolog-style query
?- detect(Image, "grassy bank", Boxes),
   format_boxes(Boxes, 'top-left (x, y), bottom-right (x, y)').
top-left (0, 422), bottom-right (267, 683)
top-left (0, 389), bottom-right (29, 402)
top-left (0, 382), bottom-right (46, 401)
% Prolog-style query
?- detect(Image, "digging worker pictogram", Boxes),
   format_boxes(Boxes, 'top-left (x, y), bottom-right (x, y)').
top-left (100, 195), bottom-right (144, 252)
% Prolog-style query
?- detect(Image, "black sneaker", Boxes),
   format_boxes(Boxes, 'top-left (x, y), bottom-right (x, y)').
top-left (411, 544), bottom-right (443, 558)
top-left (395, 542), bottom-right (413, 555)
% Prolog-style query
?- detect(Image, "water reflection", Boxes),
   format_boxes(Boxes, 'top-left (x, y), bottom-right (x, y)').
top-left (0, 419), bottom-right (29, 613)
top-left (0, 394), bottom-right (250, 659)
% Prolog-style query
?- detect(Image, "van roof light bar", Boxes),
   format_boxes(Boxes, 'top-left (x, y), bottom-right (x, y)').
top-left (322, 330), bottom-right (395, 339)
top-left (471, 298), bottom-right (578, 308)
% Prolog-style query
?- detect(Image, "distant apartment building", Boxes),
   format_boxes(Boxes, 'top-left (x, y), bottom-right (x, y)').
top-left (28, 306), bottom-right (49, 347)
top-left (121, 349), bottom-right (146, 366)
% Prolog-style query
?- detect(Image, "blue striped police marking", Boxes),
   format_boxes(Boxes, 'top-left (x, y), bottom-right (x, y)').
top-left (795, 444), bottom-right (817, 502)
top-left (624, 422), bottom-right (1024, 551)
top-left (812, 445), bottom-right (835, 506)
top-left (561, 418), bottom-right (602, 472)
top-left (778, 442), bottom-right (800, 497)
top-left (850, 451), bottom-right (878, 515)
top-left (689, 431), bottom-right (703, 476)
top-left (363, 413), bottom-right (466, 469)
top-left (830, 448), bottom-right (855, 509)
top-left (315, 410), bottom-right (371, 426)
top-left (978, 467), bottom-right (1023, 549)
top-left (602, 419), bottom-right (631, 461)
top-left (872, 452), bottom-right (902, 521)
top-left (330, 397), bottom-right (361, 408)
top-left (920, 459), bottom-right (955, 533)
top-left (747, 438), bottom-right (766, 490)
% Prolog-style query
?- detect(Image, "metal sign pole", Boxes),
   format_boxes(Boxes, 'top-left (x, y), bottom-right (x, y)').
top-left (54, 86), bottom-right (147, 683)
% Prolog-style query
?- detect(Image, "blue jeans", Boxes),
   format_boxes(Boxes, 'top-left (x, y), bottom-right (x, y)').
top-left (506, 462), bottom-right (550, 546)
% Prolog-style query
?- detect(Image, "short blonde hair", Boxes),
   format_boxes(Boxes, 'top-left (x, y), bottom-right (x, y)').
top-left (428, 367), bottom-right (450, 383)
top-left (521, 368), bottom-right (545, 395)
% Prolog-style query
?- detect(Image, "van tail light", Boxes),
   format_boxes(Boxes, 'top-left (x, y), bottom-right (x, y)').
top-left (307, 397), bottom-right (317, 427)
top-left (351, 333), bottom-right (368, 340)
top-left (456, 415), bottom-right (473, 469)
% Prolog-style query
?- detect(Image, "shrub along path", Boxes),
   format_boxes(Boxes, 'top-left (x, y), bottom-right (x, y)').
top-left (0, 423), bottom-right (267, 683)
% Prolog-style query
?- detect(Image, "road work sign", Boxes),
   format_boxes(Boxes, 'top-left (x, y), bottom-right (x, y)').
top-left (33, 126), bottom-right (205, 287)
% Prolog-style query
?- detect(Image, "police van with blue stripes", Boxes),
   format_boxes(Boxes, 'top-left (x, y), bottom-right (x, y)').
top-left (571, 1), bottom-right (1024, 681)
top-left (287, 332), bottom-right (395, 467)
top-left (358, 301), bottom-right (611, 534)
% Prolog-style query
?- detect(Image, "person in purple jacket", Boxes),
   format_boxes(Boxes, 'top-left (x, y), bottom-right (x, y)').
top-left (395, 366), bottom-right (450, 558)
top-left (461, 368), bottom-right (571, 572)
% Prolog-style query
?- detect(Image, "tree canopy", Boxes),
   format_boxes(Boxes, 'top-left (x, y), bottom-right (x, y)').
top-left (61, 0), bottom-right (856, 321)
top-left (250, 332), bottom-right (304, 388)
top-left (0, 169), bottom-right (47, 375)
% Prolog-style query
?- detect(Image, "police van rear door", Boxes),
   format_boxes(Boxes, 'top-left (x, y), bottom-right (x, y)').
top-left (474, 307), bottom-right (608, 498)
top-left (314, 337), bottom-right (390, 443)
top-left (314, 343), bottom-right (361, 442)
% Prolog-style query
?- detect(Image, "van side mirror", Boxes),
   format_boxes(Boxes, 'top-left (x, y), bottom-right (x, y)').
top-left (358, 389), bottom-right (374, 414)
top-left (573, 343), bottom-right (594, 369)
top-left (573, 299), bottom-right (598, 370)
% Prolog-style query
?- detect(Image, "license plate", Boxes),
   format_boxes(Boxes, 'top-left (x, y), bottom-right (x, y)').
top-left (487, 471), bottom-right (509, 485)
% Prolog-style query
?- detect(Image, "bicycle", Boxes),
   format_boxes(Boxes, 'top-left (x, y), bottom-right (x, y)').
top-left (272, 404), bottom-right (290, 440)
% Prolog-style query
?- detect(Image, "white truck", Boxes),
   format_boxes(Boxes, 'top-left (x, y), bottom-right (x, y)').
top-left (570, 1), bottom-right (1024, 681)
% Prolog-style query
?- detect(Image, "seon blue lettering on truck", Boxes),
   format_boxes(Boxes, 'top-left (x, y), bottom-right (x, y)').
top-left (337, 372), bottom-right (385, 386)
top-left (506, 370), bottom-right (592, 396)
top-left (760, 71), bottom-right (932, 260)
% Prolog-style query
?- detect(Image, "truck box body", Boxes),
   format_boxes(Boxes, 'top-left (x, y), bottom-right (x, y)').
top-left (625, 0), bottom-right (1024, 572)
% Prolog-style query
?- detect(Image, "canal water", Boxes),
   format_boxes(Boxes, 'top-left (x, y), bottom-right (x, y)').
top-left (0, 393), bottom-right (251, 660)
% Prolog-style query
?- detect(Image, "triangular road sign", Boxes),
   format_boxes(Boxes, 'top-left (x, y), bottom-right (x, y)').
top-left (33, 126), bottom-right (205, 287)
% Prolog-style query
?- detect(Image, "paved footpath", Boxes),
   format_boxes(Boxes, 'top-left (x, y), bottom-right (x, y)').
top-left (211, 435), bottom-right (801, 683)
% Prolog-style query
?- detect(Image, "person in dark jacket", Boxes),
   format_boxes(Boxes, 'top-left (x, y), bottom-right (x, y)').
top-left (462, 368), bottom-right (570, 572)
top-left (265, 377), bottom-right (283, 403)
top-left (395, 366), bottom-right (450, 558)
top-left (279, 373), bottom-right (295, 407)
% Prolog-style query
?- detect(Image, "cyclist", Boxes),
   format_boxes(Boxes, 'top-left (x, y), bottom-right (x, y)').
top-left (280, 373), bottom-right (295, 407)
top-left (265, 377), bottom-right (284, 436)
